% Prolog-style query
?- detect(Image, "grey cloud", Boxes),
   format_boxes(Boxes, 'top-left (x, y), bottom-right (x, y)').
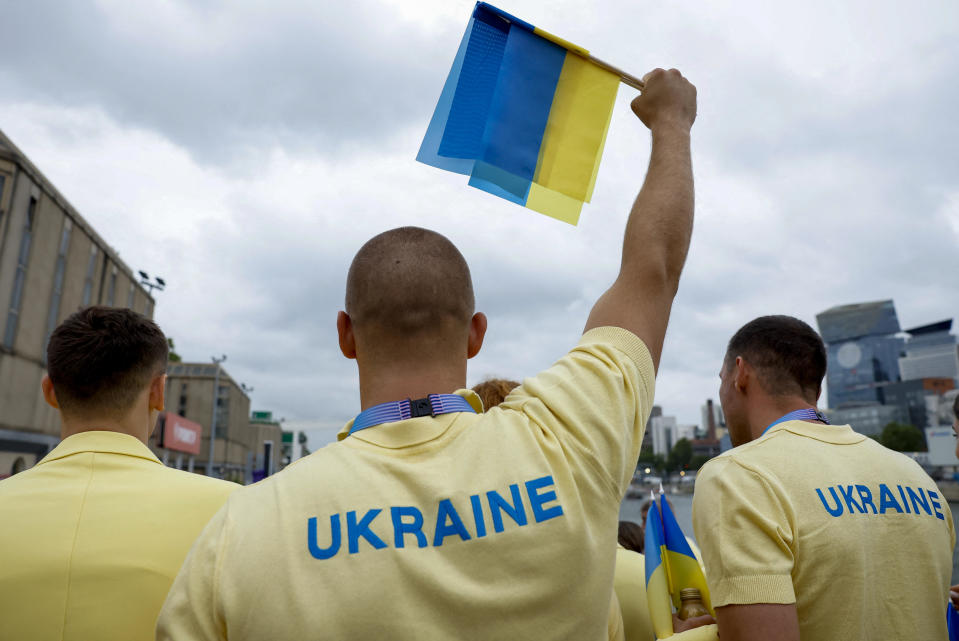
top-left (3, 0), bottom-right (957, 431)
top-left (0, 0), bottom-right (460, 164)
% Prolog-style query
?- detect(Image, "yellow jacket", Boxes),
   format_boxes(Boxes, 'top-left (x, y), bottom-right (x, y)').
top-left (0, 431), bottom-right (237, 641)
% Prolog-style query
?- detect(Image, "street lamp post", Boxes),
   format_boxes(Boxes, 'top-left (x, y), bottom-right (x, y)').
top-left (207, 354), bottom-right (227, 477)
top-left (137, 271), bottom-right (166, 296)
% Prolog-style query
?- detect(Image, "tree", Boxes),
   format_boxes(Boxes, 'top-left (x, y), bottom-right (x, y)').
top-left (667, 438), bottom-right (693, 472)
top-left (167, 338), bottom-right (182, 362)
top-left (878, 422), bottom-right (925, 452)
top-left (688, 454), bottom-right (712, 470)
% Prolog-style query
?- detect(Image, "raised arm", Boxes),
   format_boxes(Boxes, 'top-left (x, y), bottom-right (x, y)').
top-left (585, 68), bottom-right (697, 370)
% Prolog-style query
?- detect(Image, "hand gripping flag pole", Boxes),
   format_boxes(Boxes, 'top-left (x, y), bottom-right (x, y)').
top-left (417, 2), bottom-right (645, 225)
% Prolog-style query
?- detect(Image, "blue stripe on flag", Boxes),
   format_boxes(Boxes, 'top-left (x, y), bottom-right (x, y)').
top-left (474, 2), bottom-right (535, 32)
top-left (661, 494), bottom-right (698, 560)
top-left (437, 14), bottom-right (508, 160)
top-left (416, 18), bottom-right (477, 174)
top-left (644, 500), bottom-right (665, 584)
top-left (468, 161), bottom-right (530, 204)
top-left (478, 26), bottom-right (565, 181)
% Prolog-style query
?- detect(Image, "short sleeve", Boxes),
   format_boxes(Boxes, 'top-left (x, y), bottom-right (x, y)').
top-left (502, 326), bottom-right (655, 495)
top-left (156, 504), bottom-right (231, 641)
top-left (692, 457), bottom-right (796, 607)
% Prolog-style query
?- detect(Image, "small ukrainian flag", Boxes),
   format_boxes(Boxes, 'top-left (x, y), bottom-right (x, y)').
top-left (645, 491), bottom-right (715, 638)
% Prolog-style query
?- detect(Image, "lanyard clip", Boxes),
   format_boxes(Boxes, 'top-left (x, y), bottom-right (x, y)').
top-left (408, 396), bottom-right (436, 419)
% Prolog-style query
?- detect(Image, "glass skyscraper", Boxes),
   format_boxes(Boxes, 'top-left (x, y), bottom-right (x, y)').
top-left (816, 300), bottom-right (904, 408)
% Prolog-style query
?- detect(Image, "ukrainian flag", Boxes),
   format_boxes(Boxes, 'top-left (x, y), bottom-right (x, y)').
top-left (660, 495), bottom-right (714, 615)
top-left (644, 495), bottom-right (675, 639)
top-left (417, 2), bottom-right (620, 225)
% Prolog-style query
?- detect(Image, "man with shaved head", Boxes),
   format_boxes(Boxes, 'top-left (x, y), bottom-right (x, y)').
top-left (159, 68), bottom-right (708, 640)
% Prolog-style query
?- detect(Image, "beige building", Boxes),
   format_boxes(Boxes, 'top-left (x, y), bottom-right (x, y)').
top-left (0, 129), bottom-right (155, 478)
top-left (161, 362), bottom-right (282, 483)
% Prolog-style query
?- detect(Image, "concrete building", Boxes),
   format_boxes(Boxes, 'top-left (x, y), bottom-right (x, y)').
top-left (650, 413), bottom-right (677, 457)
top-left (0, 129), bottom-right (155, 478)
top-left (929, 389), bottom-right (959, 428)
top-left (249, 410), bottom-right (285, 479)
top-left (162, 362), bottom-right (281, 483)
top-left (700, 399), bottom-right (726, 441)
top-left (898, 320), bottom-right (959, 385)
top-left (693, 398), bottom-right (724, 458)
top-left (641, 405), bottom-right (661, 454)
top-left (816, 300), bottom-right (903, 408)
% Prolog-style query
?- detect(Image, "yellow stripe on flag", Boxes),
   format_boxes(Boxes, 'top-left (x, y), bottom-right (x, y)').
top-left (533, 53), bottom-right (618, 203)
top-left (646, 560), bottom-right (674, 639)
top-left (531, 27), bottom-right (589, 57)
top-left (665, 550), bottom-right (715, 615)
top-left (526, 183), bottom-right (583, 225)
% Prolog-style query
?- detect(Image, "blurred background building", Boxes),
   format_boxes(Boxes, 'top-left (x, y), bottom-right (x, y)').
top-left (816, 300), bottom-right (904, 407)
top-left (817, 299), bottom-right (958, 448)
top-left (0, 129), bottom-right (155, 477)
top-left (0, 129), bottom-right (281, 483)
top-left (162, 362), bottom-right (282, 483)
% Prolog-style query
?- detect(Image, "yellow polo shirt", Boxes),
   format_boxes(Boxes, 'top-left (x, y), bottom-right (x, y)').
top-left (609, 592), bottom-right (626, 641)
top-left (0, 431), bottom-right (237, 641)
top-left (158, 326), bottom-right (655, 640)
top-left (693, 420), bottom-right (955, 641)
top-left (614, 546), bottom-right (655, 641)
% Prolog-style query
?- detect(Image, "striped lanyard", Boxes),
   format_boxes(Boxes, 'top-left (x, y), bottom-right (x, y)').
top-left (349, 394), bottom-right (476, 435)
top-left (761, 408), bottom-right (830, 437)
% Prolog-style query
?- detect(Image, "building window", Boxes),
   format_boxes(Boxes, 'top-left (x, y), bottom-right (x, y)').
top-left (44, 219), bottom-right (73, 356)
top-left (127, 282), bottom-right (135, 309)
top-left (0, 174), bottom-right (6, 225)
top-left (106, 266), bottom-right (117, 306)
top-left (178, 383), bottom-right (188, 416)
top-left (81, 245), bottom-right (99, 306)
top-left (4, 197), bottom-right (37, 350)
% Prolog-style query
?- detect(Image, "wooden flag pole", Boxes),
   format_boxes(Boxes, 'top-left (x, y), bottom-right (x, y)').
top-left (586, 54), bottom-right (645, 91)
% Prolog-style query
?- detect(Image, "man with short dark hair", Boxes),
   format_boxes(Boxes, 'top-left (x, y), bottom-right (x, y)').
top-left (159, 68), bottom-right (711, 640)
top-left (0, 307), bottom-right (236, 641)
top-left (693, 315), bottom-right (955, 641)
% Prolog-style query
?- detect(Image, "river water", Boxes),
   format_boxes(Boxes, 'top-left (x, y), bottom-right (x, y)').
top-left (620, 491), bottom-right (695, 540)
top-left (622, 491), bottom-right (959, 583)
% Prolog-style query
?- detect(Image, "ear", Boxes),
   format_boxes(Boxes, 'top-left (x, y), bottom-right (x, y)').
top-left (467, 312), bottom-right (487, 359)
top-left (337, 311), bottom-right (357, 360)
top-left (41, 374), bottom-right (60, 409)
top-left (733, 356), bottom-right (749, 392)
top-left (149, 373), bottom-right (166, 412)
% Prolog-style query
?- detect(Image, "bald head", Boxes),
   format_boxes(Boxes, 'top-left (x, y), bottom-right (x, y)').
top-left (345, 227), bottom-right (475, 357)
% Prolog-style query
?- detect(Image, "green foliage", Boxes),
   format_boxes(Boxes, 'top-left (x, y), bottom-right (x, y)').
top-left (636, 452), bottom-right (666, 474)
top-left (167, 337), bottom-right (182, 363)
top-left (878, 422), bottom-right (926, 452)
top-left (637, 445), bottom-right (656, 463)
top-left (667, 438), bottom-right (693, 472)
top-left (688, 454), bottom-right (712, 470)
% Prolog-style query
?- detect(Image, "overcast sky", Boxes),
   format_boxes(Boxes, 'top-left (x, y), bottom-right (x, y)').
top-left (2, 0), bottom-right (957, 449)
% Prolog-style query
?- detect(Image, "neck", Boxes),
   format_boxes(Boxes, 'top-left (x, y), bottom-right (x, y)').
top-left (748, 396), bottom-right (820, 441)
top-left (358, 359), bottom-right (467, 411)
top-left (60, 410), bottom-right (153, 445)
